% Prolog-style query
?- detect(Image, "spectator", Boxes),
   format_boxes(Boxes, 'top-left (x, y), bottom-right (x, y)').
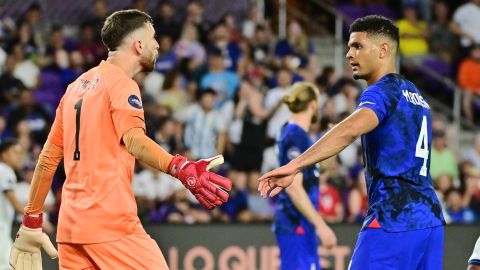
top-left (199, 48), bottom-right (240, 108)
top-left (430, 1), bottom-right (458, 64)
top-left (445, 188), bottom-right (476, 224)
top-left (155, 35), bottom-right (177, 75)
top-left (209, 23), bottom-right (242, 71)
top-left (274, 21), bottom-right (315, 69)
top-left (347, 169), bottom-right (368, 223)
top-left (77, 23), bottom-right (107, 69)
top-left (396, 3), bottom-right (430, 58)
top-left (242, 6), bottom-right (261, 39)
top-left (7, 89), bottom-right (52, 145)
top-left (430, 127), bottom-right (459, 181)
top-left (11, 42), bottom-right (39, 89)
top-left (153, 2), bottom-right (180, 41)
top-left (185, 0), bottom-right (211, 46)
top-left (176, 88), bottom-right (226, 160)
top-left (264, 68), bottom-right (293, 140)
top-left (0, 3), bottom-right (16, 47)
top-left (85, 0), bottom-right (109, 40)
top-left (318, 168), bottom-right (344, 224)
top-left (0, 54), bottom-right (25, 106)
top-left (457, 44), bottom-right (480, 122)
top-left (174, 23), bottom-right (206, 70)
top-left (158, 70), bottom-right (188, 114)
top-left (246, 169), bottom-right (273, 222)
top-left (450, 0), bottom-right (480, 56)
top-left (464, 134), bottom-right (480, 170)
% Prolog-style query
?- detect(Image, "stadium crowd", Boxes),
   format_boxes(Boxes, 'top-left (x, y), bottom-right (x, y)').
top-left (0, 0), bottom-right (479, 227)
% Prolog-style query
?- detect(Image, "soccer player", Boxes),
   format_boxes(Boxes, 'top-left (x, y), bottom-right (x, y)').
top-left (0, 140), bottom-right (25, 269)
top-left (9, 9), bottom-right (231, 270)
top-left (469, 236), bottom-right (480, 270)
top-left (259, 15), bottom-right (445, 269)
top-left (273, 82), bottom-right (336, 270)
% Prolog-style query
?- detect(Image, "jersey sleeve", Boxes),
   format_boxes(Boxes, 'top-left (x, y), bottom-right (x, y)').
top-left (357, 85), bottom-right (398, 124)
top-left (48, 96), bottom-right (65, 147)
top-left (107, 78), bottom-right (146, 143)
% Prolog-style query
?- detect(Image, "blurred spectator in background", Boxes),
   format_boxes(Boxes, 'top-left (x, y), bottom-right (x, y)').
top-left (264, 68), bottom-right (292, 140)
top-left (229, 82), bottom-right (269, 190)
top-left (347, 169), bottom-right (368, 223)
top-left (85, 0), bottom-right (109, 40)
top-left (0, 3), bottom-right (16, 48)
top-left (275, 21), bottom-right (315, 69)
top-left (430, 126), bottom-right (459, 181)
top-left (0, 54), bottom-right (25, 107)
top-left (242, 6), bottom-right (261, 40)
top-left (77, 23), bottom-right (107, 69)
top-left (209, 23), bottom-right (242, 72)
top-left (397, 3), bottom-right (430, 58)
top-left (200, 47), bottom-right (240, 108)
top-left (185, 0), bottom-right (210, 46)
top-left (430, 1), bottom-right (457, 64)
top-left (451, 0), bottom-right (480, 56)
top-left (159, 70), bottom-right (188, 114)
top-left (457, 44), bottom-right (480, 123)
top-left (7, 88), bottom-right (51, 145)
top-left (154, 35), bottom-right (177, 75)
top-left (246, 171), bottom-right (273, 222)
top-left (11, 42), bottom-right (39, 89)
top-left (176, 88), bottom-right (226, 160)
top-left (318, 166), bottom-right (344, 224)
top-left (153, 2), bottom-right (180, 41)
top-left (464, 134), bottom-right (480, 170)
top-left (445, 188), bottom-right (476, 224)
top-left (174, 23), bottom-right (206, 71)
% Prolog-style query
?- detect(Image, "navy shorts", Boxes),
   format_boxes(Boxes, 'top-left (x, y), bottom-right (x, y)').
top-left (349, 226), bottom-right (444, 270)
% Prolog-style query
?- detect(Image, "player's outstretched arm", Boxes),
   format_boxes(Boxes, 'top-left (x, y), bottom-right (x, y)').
top-left (259, 108), bottom-right (379, 198)
top-left (123, 128), bottom-right (232, 209)
top-left (286, 173), bottom-right (337, 248)
top-left (10, 139), bottom-right (63, 269)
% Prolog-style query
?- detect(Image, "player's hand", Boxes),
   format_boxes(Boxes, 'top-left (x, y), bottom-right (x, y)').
top-left (168, 154), bottom-right (232, 209)
top-left (258, 162), bottom-right (300, 198)
top-left (316, 224), bottom-right (337, 249)
top-left (10, 214), bottom-right (58, 270)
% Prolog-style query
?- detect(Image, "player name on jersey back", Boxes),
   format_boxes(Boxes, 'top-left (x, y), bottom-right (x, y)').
top-left (402, 89), bottom-right (430, 109)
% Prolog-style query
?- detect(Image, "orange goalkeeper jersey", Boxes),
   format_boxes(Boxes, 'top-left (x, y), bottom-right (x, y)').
top-left (49, 60), bottom-right (147, 243)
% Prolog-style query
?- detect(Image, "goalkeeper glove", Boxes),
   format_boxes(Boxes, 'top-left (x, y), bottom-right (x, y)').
top-left (10, 213), bottom-right (58, 270)
top-left (168, 155), bottom-right (231, 209)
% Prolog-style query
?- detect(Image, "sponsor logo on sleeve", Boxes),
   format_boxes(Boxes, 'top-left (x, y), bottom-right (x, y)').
top-left (128, 95), bottom-right (143, 109)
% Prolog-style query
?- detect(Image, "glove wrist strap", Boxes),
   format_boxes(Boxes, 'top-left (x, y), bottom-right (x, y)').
top-left (167, 154), bottom-right (187, 178)
top-left (23, 213), bottom-right (43, 229)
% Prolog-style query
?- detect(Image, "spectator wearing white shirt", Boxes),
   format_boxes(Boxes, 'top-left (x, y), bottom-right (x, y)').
top-left (264, 68), bottom-right (293, 140)
top-left (464, 134), bottom-right (480, 170)
top-left (451, 0), bottom-right (480, 54)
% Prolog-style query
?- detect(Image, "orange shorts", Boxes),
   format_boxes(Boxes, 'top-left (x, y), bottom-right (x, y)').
top-left (58, 234), bottom-right (168, 270)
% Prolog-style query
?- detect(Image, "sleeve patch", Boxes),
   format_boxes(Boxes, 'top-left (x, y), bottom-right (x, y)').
top-left (128, 95), bottom-right (143, 109)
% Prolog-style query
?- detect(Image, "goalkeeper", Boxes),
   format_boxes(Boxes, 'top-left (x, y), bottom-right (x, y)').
top-left (9, 9), bottom-right (231, 270)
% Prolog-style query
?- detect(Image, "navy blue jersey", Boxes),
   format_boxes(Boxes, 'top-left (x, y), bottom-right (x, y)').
top-left (273, 123), bottom-right (319, 234)
top-left (357, 73), bottom-right (445, 232)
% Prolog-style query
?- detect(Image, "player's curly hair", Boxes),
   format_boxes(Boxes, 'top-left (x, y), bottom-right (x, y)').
top-left (283, 82), bottom-right (319, 113)
top-left (349, 15), bottom-right (399, 48)
top-left (101, 9), bottom-right (153, 51)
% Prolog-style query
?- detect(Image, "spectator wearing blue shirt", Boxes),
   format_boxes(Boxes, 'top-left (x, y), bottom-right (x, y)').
top-left (200, 48), bottom-right (240, 108)
top-left (274, 21), bottom-right (315, 68)
top-left (446, 188), bottom-right (476, 224)
top-left (154, 35), bottom-right (176, 75)
top-left (210, 23), bottom-right (242, 72)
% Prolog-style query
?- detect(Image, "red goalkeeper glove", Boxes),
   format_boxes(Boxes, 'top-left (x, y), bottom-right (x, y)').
top-left (10, 214), bottom-right (58, 270)
top-left (168, 155), bottom-right (231, 209)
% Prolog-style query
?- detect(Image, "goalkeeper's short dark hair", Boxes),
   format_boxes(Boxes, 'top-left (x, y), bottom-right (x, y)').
top-left (101, 9), bottom-right (153, 51)
top-left (349, 15), bottom-right (399, 50)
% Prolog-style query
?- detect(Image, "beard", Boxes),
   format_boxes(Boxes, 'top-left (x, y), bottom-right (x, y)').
top-left (140, 53), bottom-right (157, 72)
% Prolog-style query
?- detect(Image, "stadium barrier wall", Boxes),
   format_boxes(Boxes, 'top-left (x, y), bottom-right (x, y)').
top-left (28, 224), bottom-right (479, 270)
